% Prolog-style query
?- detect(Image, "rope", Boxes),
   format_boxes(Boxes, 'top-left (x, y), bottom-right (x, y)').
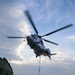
top-left (38, 56), bottom-right (41, 75)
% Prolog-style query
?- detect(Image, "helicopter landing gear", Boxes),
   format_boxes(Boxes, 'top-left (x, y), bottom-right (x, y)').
top-left (36, 54), bottom-right (40, 57)
top-left (36, 55), bottom-right (38, 57)
top-left (34, 51), bottom-right (39, 57)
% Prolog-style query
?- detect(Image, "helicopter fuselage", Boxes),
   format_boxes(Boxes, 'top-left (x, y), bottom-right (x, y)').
top-left (7, 10), bottom-right (72, 59)
top-left (27, 34), bottom-right (50, 57)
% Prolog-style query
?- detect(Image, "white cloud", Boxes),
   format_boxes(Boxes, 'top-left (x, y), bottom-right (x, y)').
top-left (65, 35), bottom-right (75, 42)
top-left (53, 48), bottom-right (75, 64)
top-left (9, 9), bottom-right (22, 18)
top-left (18, 21), bottom-right (31, 35)
top-left (9, 47), bottom-right (75, 65)
top-left (15, 42), bottom-right (26, 60)
top-left (8, 5), bottom-right (25, 18)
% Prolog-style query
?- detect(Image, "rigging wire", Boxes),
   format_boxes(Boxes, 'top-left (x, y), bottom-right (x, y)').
top-left (38, 56), bottom-right (41, 75)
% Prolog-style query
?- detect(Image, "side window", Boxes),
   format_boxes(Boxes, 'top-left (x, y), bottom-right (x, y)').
top-left (32, 35), bottom-right (37, 40)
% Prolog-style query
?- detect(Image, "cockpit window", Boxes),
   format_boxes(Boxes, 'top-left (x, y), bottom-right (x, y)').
top-left (32, 34), bottom-right (37, 40)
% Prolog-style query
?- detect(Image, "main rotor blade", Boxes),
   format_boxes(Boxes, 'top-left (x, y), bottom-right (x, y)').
top-left (42, 38), bottom-right (58, 45)
top-left (42, 24), bottom-right (73, 37)
top-left (7, 36), bottom-right (26, 38)
top-left (25, 10), bottom-right (38, 34)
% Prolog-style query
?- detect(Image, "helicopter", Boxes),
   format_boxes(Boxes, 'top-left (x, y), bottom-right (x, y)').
top-left (7, 10), bottom-right (73, 59)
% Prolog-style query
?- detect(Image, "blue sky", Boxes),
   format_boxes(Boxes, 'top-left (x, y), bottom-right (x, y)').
top-left (0, 0), bottom-right (75, 75)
